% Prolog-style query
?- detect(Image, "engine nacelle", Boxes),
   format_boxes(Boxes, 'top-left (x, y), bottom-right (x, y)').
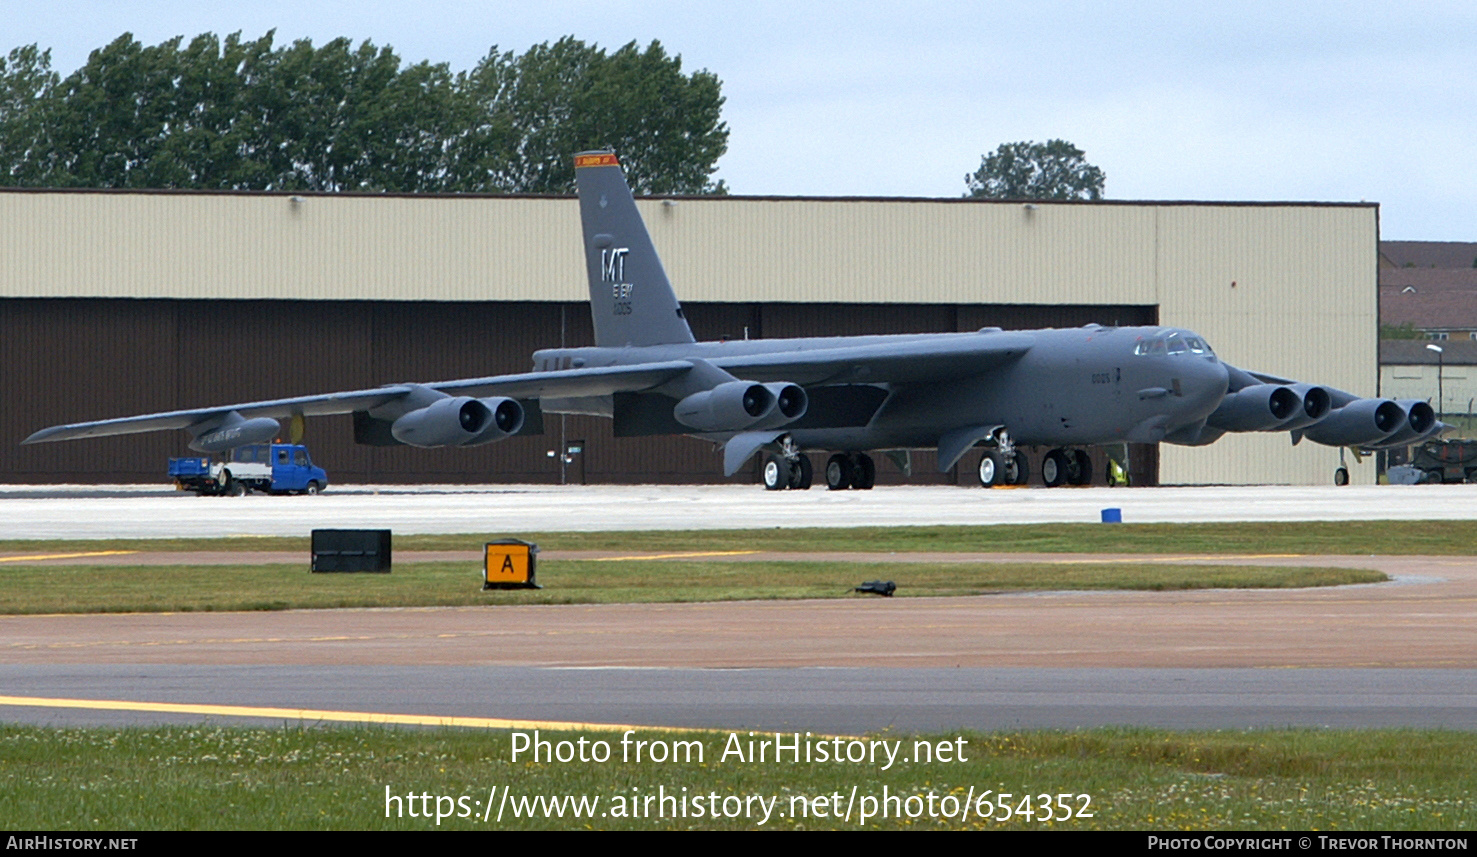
top-left (390, 396), bottom-right (523, 447)
top-left (1362, 400), bottom-right (1437, 449)
top-left (1298, 398), bottom-right (1404, 447)
top-left (1269, 384), bottom-right (1332, 431)
top-left (750, 383), bottom-right (808, 429)
top-left (673, 380), bottom-right (807, 432)
top-left (1206, 384), bottom-right (1302, 432)
top-left (463, 397), bottom-right (526, 446)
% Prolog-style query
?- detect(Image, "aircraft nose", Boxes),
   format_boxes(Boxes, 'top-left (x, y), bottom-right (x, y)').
top-left (1176, 356), bottom-right (1230, 420)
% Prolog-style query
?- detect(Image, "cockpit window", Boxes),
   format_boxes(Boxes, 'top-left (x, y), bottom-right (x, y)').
top-left (1136, 333), bottom-right (1214, 356)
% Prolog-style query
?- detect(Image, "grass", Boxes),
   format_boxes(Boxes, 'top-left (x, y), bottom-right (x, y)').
top-left (0, 560), bottom-right (1386, 614)
top-left (2, 725), bottom-right (1473, 830)
top-left (2, 519), bottom-right (1476, 557)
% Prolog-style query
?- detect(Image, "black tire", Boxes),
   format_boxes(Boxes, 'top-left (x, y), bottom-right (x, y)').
top-left (1069, 449), bottom-right (1092, 485)
top-left (228, 479), bottom-right (247, 497)
top-left (825, 453), bottom-right (853, 490)
top-left (763, 456), bottom-right (791, 491)
top-left (977, 450), bottom-right (1004, 487)
top-left (852, 453), bottom-right (876, 490)
top-left (1010, 451), bottom-right (1030, 485)
top-left (1334, 467), bottom-right (1349, 486)
top-left (1042, 449), bottom-right (1070, 488)
top-left (305, 481), bottom-right (323, 495)
top-left (791, 455), bottom-right (813, 490)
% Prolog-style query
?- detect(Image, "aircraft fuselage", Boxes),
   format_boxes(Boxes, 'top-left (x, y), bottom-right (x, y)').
top-left (534, 324), bottom-right (1229, 452)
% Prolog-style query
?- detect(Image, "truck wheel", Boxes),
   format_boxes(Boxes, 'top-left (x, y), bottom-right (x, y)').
top-left (305, 481), bottom-right (323, 495)
top-left (228, 480), bottom-right (247, 497)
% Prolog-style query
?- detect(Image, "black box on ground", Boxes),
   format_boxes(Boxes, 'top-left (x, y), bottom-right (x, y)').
top-left (311, 529), bottom-right (392, 573)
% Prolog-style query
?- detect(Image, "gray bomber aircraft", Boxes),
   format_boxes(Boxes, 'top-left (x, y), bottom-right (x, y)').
top-left (24, 151), bottom-right (1442, 489)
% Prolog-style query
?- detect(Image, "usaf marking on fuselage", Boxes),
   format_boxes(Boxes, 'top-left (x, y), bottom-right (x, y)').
top-left (24, 150), bottom-right (1441, 490)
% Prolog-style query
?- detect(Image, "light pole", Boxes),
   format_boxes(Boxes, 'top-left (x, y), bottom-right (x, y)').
top-left (1426, 343), bottom-right (1445, 420)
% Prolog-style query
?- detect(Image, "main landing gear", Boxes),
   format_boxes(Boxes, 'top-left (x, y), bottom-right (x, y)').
top-left (976, 428), bottom-right (1029, 487)
top-left (1039, 447), bottom-right (1093, 487)
top-left (824, 452), bottom-right (876, 490)
top-left (977, 434), bottom-right (1096, 488)
top-left (763, 451), bottom-right (876, 490)
top-left (762, 435), bottom-right (815, 491)
top-left (976, 449), bottom-right (1029, 487)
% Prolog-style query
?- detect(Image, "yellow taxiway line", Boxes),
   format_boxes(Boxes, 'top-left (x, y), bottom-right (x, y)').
top-left (0, 550), bottom-right (137, 563)
top-left (592, 550), bottom-right (759, 562)
top-left (0, 694), bottom-right (704, 733)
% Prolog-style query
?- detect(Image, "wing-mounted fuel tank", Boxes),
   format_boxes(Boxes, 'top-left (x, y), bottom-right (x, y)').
top-left (188, 410), bottom-right (281, 453)
top-left (673, 381), bottom-right (807, 432)
top-left (369, 385), bottom-right (525, 448)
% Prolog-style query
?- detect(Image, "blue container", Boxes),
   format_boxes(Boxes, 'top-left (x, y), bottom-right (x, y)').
top-left (1100, 507), bottom-right (1122, 524)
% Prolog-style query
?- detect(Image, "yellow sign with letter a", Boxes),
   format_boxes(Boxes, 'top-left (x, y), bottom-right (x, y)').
top-left (483, 540), bottom-right (541, 590)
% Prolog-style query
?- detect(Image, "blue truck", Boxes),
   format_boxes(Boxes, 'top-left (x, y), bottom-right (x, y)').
top-left (169, 443), bottom-right (328, 496)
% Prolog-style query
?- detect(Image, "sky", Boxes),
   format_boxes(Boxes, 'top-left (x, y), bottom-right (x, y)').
top-left (6, 1), bottom-right (1474, 240)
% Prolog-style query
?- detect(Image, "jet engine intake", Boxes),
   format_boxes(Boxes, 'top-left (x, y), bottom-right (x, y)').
top-left (1269, 384), bottom-right (1332, 431)
top-left (673, 380), bottom-right (807, 432)
top-left (1297, 398), bottom-right (1404, 447)
top-left (390, 396), bottom-right (524, 447)
top-left (1363, 400), bottom-right (1437, 449)
top-left (750, 383), bottom-right (808, 429)
top-left (1206, 384), bottom-right (1301, 432)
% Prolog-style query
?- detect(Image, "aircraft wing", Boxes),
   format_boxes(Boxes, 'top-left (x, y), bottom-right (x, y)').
top-left (23, 361), bottom-right (695, 445)
top-left (706, 332), bottom-right (1035, 385)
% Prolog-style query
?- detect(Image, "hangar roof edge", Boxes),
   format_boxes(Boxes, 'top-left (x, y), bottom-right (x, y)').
top-left (0, 185), bottom-right (1380, 209)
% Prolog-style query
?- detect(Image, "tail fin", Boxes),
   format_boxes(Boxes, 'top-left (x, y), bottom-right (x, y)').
top-left (574, 151), bottom-right (695, 347)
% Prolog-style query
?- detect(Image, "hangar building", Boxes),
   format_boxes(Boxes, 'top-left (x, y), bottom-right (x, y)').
top-left (0, 189), bottom-right (1378, 486)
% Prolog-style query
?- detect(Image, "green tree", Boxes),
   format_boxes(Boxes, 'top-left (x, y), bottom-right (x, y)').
top-left (0, 44), bottom-right (60, 184)
top-left (454, 37), bottom-right (726, 194)
top-left (965, 139), bottom-right (1105, 200)
top-left (0, 32), bottom-right (727, 194)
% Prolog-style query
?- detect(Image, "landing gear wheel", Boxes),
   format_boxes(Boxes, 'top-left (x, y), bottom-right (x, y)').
top-left (851, 453), bottom-right (876, 490)
top-left (1009, 450), bottom-right (1030, 485)
top-left (1042, 449), bottom-right (1070, 488)
top-left (763, 456), bottom-right (791, 491)
top-left (789, 455), bottom-right (813, 490)
top-left (825, 453), bottom-right (854, 491)
top-left (1333, 467), bottom-right (1349, 486)
top-left (1069, 449), bottom-right (1093, 485)
top-left (978, 450), bottom-right (1004, 487)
